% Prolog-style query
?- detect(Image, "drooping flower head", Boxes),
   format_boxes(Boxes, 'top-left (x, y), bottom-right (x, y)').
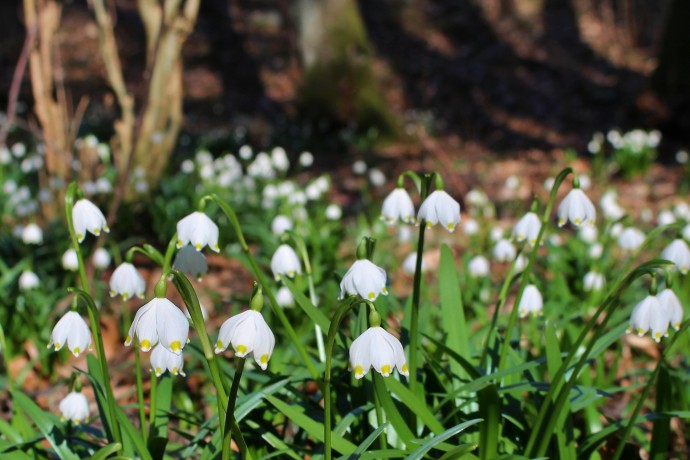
top-left (62, 249), bottom-right (79, 271)
top-left (19, 270), bottom-right (40, 290)
top-left (381, 188), bottom-right (415, 225)
top-left (72, 199), bottom-right (109, 243)
top-left (583, 271), bottom-right (605, 292)
top-left (215, 309), bottom-right (275, 370)
top-left (48, 311), bottom-right (92, 357)
top-left (110, 262), bottom-right (146, 300)
top-left (21, 223), bottom-right (43, 244)
top-left (493, 238), bottom-right (516, 263)
top-left (617, 227), bottom-right (645, 251)
top-left (417, 190), bottom-right (461, 232)
top-left (173, 245), bottom-right (209, 281)
top-left (270, 244), bottom-right (302, 280)
top-left (150, 344), bottom-right (186, 377)
top-left (125, 297), bottom-right (189, 354)
top-left (661, 239), bottom-right (690, 274)
top-left (628, 294), bottom-right (668, 342)
top-left (513, 211), bottom-right (541, 246)
top-left (349, 326), bottom-right (408, 379)
top-left (518, 284), bottom-right (543, 318)
top-left (557, 187), bottom-right (596, 228)
top-left (657, 288), bottom-right (683, 331)
top-left (176, 211), bottom-right (220, 252)
top-left (59, 391), bottom-right (90, 424)
top-left (339, 259), bottom-right (388, 301)
top-left (468, 255), bottom-right (490, 278)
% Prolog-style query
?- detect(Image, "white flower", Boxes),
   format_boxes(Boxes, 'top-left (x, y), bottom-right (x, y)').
top-left (661, 239), bottom-right (690, 274)
top-left (110, 263), bottom-right (146, 300)
top-left (19, 270), bottom-right (40, 290)
top-left (93, 247), bottom-right (111, 269)
top-left (518, 284), bottom-right (543, 318)
top-left (299, 151), bottom-right (314, 167)
top-left (514, 254), bottom-right (528, 273)
top-left (583, 271), bottom-right (605, 291)
top-left (402, 252), bottom-right (426, 274)
top-left (276, 286), bottom-right (295, 308)
top-left (173, 245), bottom-right (208, 281)
top-left (464, 218), bottom-right (479, 236)
top-left (617, 227), bottom-right (645, 251)
top-left (468, 255), bottom-right (490, 277)
top-left (339, 259), bottom-right (388, 301)
top-left (543, 177), bottom-right (555, 192)
top-left (369, 168), bottom-right (386, 187)
top-left (62, 249), bottom-right (79, 271)
top-left (628, 295), bottom-right (668, 342)
top-left (271, 147), bottom-right (289, 171)
top-left (657, 288), bottom-right (683, 331)
top-left (658, 210), bottom-right (676, 227)
top-left (557, 188), bottom-right (596, 227)
top-left (589, 243), bottom-right (603, 259)
top-left (125, 298), bottom-right (189, 354)
top-left (381, 188), bottom-right (415, 224)
top-left (48, 311), bottom-right (92, 357)
top-left (417, 190), bottom-right (461, 232)
top-left (490, 227), bottom-right (504, 242)
top-left (215, 310), bottom-right (275, 370)
top-left (239, 145), bottom-right (253, 160)
top-left (21, 223), bottom-right (43, 244)
top-left (271, 245), bottom-right (302, 280)
top-left (72, 199), bottom-right (109, 243)
top-left (59, 391), bottom-right (90, 424)
top-left (271, 215), bottom-right (293, 235)
top-left (150, 344), bottom-right (186, 377)
top-left (325, 204), bottom-right (342, 221)
top-left (349, 326), bottom-right (408, 379)
top-left (493, 239), bottom-right (516, 262)
top-left (683, 224), bottom-right (690, 242)
top-left (513, 212), bottom-right (541, 246)
top-left (466, 189), bottom-right (489, 208)
top-left (353, 160), bottom-right (367, 175)
top-left (578, 226), bottom-right (598, 244)
top-left (176, 211), bottom-right (220, 252)
top-left (674, 202), bottom-right (690, 220)
top-left (600, 190), bottom-right (625, 221)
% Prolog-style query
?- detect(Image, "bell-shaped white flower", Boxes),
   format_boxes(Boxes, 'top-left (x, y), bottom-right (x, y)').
top-left (276, 286), bottom-right (295, 308)
top-left (19, 270), bottom-right (40, 290)
top-left (417, 190), bottom-right (461, 232)
top-left (578, 226), bottom-right (598, 244)
top-left (600, 190), bottom-right (625, 221)
top-left (658, 210), bottom-right (676, 227)
top-left (173, 245), bottom-right (208, 281)
top-left (125, 298), bottom-right (189, 354)
top-left (589, 243), bottom-right (603, 259)
top-left (325, 204), bottom-right (342, 221)
top-left (59, 391), bottom-right (90, 424)
top-left (661, 239), bottom-right (690, 274)
top-left (271, 215), bottom-right (293, 235)
top-left (72, 199), bottom-right (109, 243)
top-left (339, 259), bottom-right (388, 301)
top-left (62, 249), bottom-right (79, 271)
top-left (557, 188), bottom-right (596, 227)
top-left (513, 212), bottom-right (541, 246)
top-left (628, 294), bottom-right (668, 342)
top-left (48, 311), bottom-right (92, 357)
top-left (271, 244), bottom-right (302, 280)
top-left (583, 271), bottom-right (605, 292)
top-left (493, 239), bottom-right (516, 262)
top-left (21, 223), bottom-right (43, 244)
top-left (617, 227), bottom-right (645, 251)
top-left (657, 288), bottom-right (683, 331)
top-left (518, 284), bottom-right (543, 318)
top-left (349, 326), bottom-right (408, 379)
top-left (402, 252), bottom-right (427, 275)
top-left (514, 254), bottom-right (528, 274)
top-left (93, 247), bottom-right (111, 269)
top-left (176, 211), bottom-right (220, 252)
top-left (150, 344), bottom-right (186, 377)
top-left (464, 218), bottom-right (479, 236)
top-left (381, 188), bottom-right (415, 225)
top-left (682, 223), bottom-right (690, 242)
top-left (215, 310), bottom-right (275, 370)
top-left (110, 263), bottom-right (146, 300)
top-left (468, 255), bottom-right (490, 277)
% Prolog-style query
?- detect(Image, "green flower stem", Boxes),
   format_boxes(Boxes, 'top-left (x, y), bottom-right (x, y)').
top-left (65, 183), bottom-right (122, 446)
top-left (134, 344), bottom-right (147, 441)
top-left (206, 194), bottom-right (319, 379)
top-left (408, 173), bottom-right (434, 396)
top-left (611, 320), bottom-right (690, 460)
top-left (148, 372), bottom-right (157, 431)
top-left (373, 384), bottom-right (387, 451)
top-left (125, 245), bottom-right (164, 266)
top-left (497, 168), bottom-right (572, 373)
top-left (162, 233), bottom-right (178, 273)
top-left (324, 297), bottom-right (359, 460)
top-left (288, 231), bottom-right (326, 362)
top-left (223, 358), bottom-right (249, 460)
top-left (525, 260), bottom-right (669, 457)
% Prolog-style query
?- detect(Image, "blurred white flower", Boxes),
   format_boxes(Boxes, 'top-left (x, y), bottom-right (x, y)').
top-left (468, 255), bottom-right (490, 277)
top-left (557, 188), bottom-right (596, 227)
top-left (578, 225), bottom-right (598, 244)
top-left (505, 175), bottom-right (520, 191)
top-left (600, 190), bottom-right (625, 220)
top-left (239, 145), bottom-right (253, 160)
top-left (381, 188), bottom-right (415, 224)
top-left (402, 252), bottom-right (426, 274)
top-left (11, 142), bottom-right (26, 158)
top-left (59, 391), bottom-right (90, 424)
top-left (617, 227), bottom-right (645, 251)
top-left (628, 294), bottom-right (668, 342)
top-left (271, 147), bottom-right (290, 171)
top-left (518, 284), bottom-right (543, 318)
top-left (271, 215), bottom-right (293, 235)
top-left (682, 224), bottom-right (690, 242)
top-left (72, 199), bottom-right (109, 243)
top-left (578, 174), bottom-right (591, 190)
top-left (93, 248), bottom-right (111, 269)
top-left (21, 223), bottom-right (43, 244)
top-left (466, 189), bottom-right (489, 208)
top-left (369, 168), bottom-right (386, 187)
top-left (215, 310), bottom-right (275, 370)
top-left (19, 270), bottom-right (40, 290)
top-left (276, 286), bottom-right (295, 308)
top-left (588, 243), bottom-right (603, 259)
top-left (48, 311), bottom-right (92, 357)
top-left (657, 288), bottom-right (683, 331)
top-left (176, 211), bottom-right (220, 252)
top-left (513, 212), bottom-right (541, 246)
top-left (62, 249), bottom-right (79, 271)
top-left (325, 204), bottom-right (342, 221)
top-left (125, 298), bottom-right (189, 354)
top-left (397, 225), bottom-right (412, 243)
top-left (150, 344), bottom-right (186, 377)
top-left (299, 151), bottom-right (314, 167)
top-left (583, 271), bottom-right (605, 292)
top-left (492, 239), bottom-right (516, 262)
top-left (661, 239), bottom-right (690, 274)
top-left (352, 160), bottom-right (367, 175)
top-left (339, 259), bottom-right (388, 301)
top-left (271, 245), bottom-right (302, 280)
top-left (640, 208), bottom-right (654, 223)
top-left (110, 262), bottom-right (146, 300)
top-left (658, 210), bottom-right (676, 227)
top-left (676, 150), bottom-right (689, 164)
top-left (674, 202), bottom-right (690, 220)
top-left (349, 326), bottom-right (408, 379)
top-left (514, 254), bottom-right (528, 273)
top-left (463, 217), bottom-right (479, 236)
top-left (417, 190), bottom-right (461, 232)
top-left (173, 245), bottom-right (208, 281)
top-left (543, 177), bottom-right (555, 192)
